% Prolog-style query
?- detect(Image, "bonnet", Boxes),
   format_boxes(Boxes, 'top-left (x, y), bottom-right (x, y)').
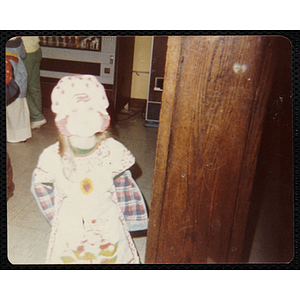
top-left (51, 75), bottom-right (110, 136)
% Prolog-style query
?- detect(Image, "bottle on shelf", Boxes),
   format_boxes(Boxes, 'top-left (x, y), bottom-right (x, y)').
top-left (75, 36), bottom-right (80, 48)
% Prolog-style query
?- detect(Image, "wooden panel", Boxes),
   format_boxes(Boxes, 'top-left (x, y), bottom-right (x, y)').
top-left (146, 36), bottom-right (168, 123)
top-left (145, 36), bottom-right (279, 263)
top-left (148, 36), bottom-right (168, 102)
top-left (129, 98), bottom-right (146, 110)
top-left (114, 37), bottom-right (135, 114)
top-left (40, 58), bottom-right (100, 76)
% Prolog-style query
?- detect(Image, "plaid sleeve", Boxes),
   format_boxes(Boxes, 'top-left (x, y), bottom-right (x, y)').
top-left (114, 170), bottom-right (148, 231)
top-left (31, 144), bottom-right (59, 226)
top-left (31, 170), bottom-right (55, 225)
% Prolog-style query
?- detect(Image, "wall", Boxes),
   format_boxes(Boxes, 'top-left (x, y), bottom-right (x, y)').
top-left (130, 36), bottom-right (152, 107)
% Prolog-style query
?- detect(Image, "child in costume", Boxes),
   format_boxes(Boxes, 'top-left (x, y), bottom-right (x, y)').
top-left (31, 75), bottom-right (147, 264)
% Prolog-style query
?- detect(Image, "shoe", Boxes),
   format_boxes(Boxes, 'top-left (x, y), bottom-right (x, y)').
top-left (7, 139), bottom-right (28, 143)
top-left (31, 119), bottom-right (47, 129)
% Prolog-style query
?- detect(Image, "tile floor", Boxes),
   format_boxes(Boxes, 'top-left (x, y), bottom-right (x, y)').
top-left (7, 107), bottom-right (158, 264)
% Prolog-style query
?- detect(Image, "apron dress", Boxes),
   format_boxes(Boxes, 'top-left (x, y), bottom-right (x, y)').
top-left (31, 137), bottom-right (147, 264)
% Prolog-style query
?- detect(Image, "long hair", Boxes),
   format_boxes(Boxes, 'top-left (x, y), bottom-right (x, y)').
top-left (58, 131), bottom-right (108, 181)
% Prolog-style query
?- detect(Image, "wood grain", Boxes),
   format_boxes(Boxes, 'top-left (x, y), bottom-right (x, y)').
top-left (145, 36), bottom-right (279, 263)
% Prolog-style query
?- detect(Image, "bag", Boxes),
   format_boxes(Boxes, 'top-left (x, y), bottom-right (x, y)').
top-left (6, 55), bottom-right (20, 106)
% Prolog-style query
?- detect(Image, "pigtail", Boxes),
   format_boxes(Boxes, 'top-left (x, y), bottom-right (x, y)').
top-left (58, 133), bottom-right (76, 182)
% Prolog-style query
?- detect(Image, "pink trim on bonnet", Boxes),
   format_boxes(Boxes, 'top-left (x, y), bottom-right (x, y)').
top-left (55, 116), bottom-right (72, 136)
top-left (100, 114), bottom-right (110, 132)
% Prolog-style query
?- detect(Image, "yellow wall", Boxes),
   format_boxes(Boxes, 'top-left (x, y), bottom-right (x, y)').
top-left (131, 36), bottom-right (153, 100)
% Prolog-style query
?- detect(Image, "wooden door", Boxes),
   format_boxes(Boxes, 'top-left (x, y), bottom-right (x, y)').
top-left (113, 36), bottom-right (135, 115)
top-left (145, 36), bottom-right (285, 263)
top-left (145, 36), bottom-right (168, 124)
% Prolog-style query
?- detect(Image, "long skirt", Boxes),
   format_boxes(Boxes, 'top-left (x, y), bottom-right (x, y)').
top-left (46, 193), bottom-right (140, 264)
top-left (6, 97), bottom-right (32, 143)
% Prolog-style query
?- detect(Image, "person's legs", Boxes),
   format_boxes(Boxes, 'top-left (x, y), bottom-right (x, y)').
top-left (23, 48), bottom-right (46, 123)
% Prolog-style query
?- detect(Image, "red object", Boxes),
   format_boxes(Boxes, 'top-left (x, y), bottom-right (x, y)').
top-left (6, 59), bottom-right (13, 84)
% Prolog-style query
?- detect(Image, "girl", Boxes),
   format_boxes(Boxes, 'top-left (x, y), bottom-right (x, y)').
top-left (31, 75), bottom-right (147, 264)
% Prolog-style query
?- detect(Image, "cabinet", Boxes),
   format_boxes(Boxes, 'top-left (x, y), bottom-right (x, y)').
top-left (145, 36), bottom-right (168, 127)
top-left (39, 36), bottom-right (135, 120)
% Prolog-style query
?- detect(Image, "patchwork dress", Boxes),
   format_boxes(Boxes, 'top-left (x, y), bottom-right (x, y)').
top-left (31, 137), bottom-right (147, 264)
